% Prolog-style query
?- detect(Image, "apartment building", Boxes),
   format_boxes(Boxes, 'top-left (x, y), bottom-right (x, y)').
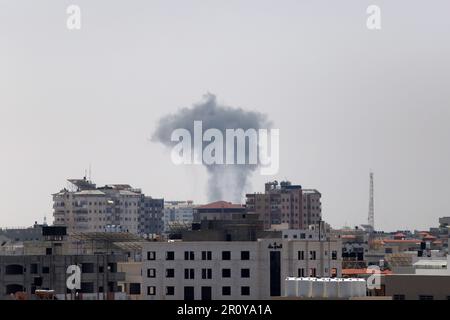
top-left (0, 254), bottom-right (126, 299)
top-left (53, 178), bottom-right (163, 236)
top-left (246, 181), bottom-right (322, 230)
top-left (139, 197), bottom-right (164, 237)
top-left (302, 189), bottom-right (322, 227)
top-left (142, 238), bottom-right (341, 300)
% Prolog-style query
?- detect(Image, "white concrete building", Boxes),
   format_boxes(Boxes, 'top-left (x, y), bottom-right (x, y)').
top-left (142, 238), bottom-right (341, 300)
top-left (53, 178), bottom-right (163, 235)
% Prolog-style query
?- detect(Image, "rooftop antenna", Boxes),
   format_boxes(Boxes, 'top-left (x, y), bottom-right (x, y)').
top-left (368, 172), bottom-right (375, 230)
top-left (89, 163), bottom-right (92, 182)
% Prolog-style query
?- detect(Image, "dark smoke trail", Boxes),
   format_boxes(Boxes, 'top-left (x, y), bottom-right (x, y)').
top-left (152, 93), bottom-right (272, 203)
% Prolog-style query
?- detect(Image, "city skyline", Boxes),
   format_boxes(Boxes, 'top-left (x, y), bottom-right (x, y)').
top-left (1, 0), bottom-right (450, 231)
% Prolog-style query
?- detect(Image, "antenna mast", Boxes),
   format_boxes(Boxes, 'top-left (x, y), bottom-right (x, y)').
top-left (368, 172), bottom-right (375, 230)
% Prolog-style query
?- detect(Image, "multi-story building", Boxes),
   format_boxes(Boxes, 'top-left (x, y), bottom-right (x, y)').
top-left (163, 201), bottom-right (194, 233)
top-left (142, 238), bottom-right (342, 300)
top-left (0, 226), bottom-right (127, 300)
top-left (139, 197), bottom-right (164, 237)
top-left (53, 178), bottom-right (163, 236)
top-left (246, 181), bottom-right (322, 230)
top-left (0, 254), bottom-right (126, 299)
top-left (302, 189), bottom-right (322, 227)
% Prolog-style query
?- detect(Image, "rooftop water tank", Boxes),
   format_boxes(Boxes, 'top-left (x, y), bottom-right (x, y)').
top-left (285, 277), bottom-right (297, 297)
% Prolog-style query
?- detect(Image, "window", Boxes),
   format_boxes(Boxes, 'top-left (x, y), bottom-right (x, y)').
top-left (222, 251), bottom-right (231, 260)
top-left (81, 282), bottom-right (94, 294)
top-left (184, 251), bottom-right (195, 260)
top-left (166, 251), bottom-right (175, 260)
top-left (222, 286), bottom-right (231, 296)
top-left (393, 294), bottom-right (405, 300)
top-left (241, 268), bottom-right (250, 278)
top-left (331, 250), bottom-right (338, 260)
top-left (184, 268), bottom-right (195, 279)
top-left (241, 251), bottom-right (250, 260)
top-left (30, 264), bottom-right (38, 274)
top-left (166, 268), bottom-right (175, 278)
top-left (166, 286), bottom-right (175, 296)
top-left (202, 251), bottom-right (212, 260)
top-left (222, 269), bottom-right (231, 278)
top-left (419, 295), bottom-right (434, 300)
top-left (147, 268), bottom-right (156, 278)
top-left (82, 263), bottom-right (94, 273)
top-left (147, 251), bottom-right (156, 260)
top-left (129, 283), bottom-right (141, 295)
top-left (309, 251), bottom-right (316, 260)
top-left (331, 268), bottom-right (338, 278)
top-left (241, 286), bottom-right (250, 296)
top-left (298, 251), bottom-right (305, 260)
top-left (309, 268), bottom-right (316, 277)
top-left (42, 266), bottom-right (50, 274)
top-left (202, 268), bottom-right (212, 279)
top-left (297, 268), bottom-right (305, 277)
top-left (147, 286), bottom-right (156, 295)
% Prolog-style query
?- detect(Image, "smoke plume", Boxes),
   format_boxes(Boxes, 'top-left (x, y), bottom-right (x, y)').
top-left (152, 93), bottom-right (272, 203)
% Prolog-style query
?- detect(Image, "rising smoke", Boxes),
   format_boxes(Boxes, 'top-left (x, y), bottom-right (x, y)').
top-left (152, 93), bottom-right (272, 203)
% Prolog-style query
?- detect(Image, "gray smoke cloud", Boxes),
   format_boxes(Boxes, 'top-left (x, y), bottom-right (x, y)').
top-left (152, 93), bottom-right (272, 203)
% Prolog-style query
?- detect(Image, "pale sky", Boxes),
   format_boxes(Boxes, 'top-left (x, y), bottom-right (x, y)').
top-left (1, 0), bottom-right (449, 231)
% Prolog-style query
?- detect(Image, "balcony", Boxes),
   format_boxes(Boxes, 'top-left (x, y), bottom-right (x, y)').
top-left (53, 203), bottom-right (66, 209)
top-left (73, 207), bottom-right (89, 215)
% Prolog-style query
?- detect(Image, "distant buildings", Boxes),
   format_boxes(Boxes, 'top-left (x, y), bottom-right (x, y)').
top-left (194, 201), bottom-right (246, 222)
top-left (163, 201), bottom-right (194, 233)
top-left (139, 197), bottom-right (164, 237)
top-left (52, 178), bottom-right (163, 236)
top-left (246, 181), bottom-right (322, 230)
top-left (385, 252), bottom-right (450, 300)
top-left (168, 200), bottom-right (274, 242)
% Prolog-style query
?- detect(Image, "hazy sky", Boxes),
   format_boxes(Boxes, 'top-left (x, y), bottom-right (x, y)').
top-left (1, 0), bottom-right (449, 231)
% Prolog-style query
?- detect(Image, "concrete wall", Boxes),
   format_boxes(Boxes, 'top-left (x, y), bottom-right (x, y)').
top-left (385, 274), bottom-right (450, 300)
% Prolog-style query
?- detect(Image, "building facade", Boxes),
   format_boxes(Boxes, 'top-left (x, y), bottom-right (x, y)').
top-left (0, 254), bottom-right (126, 299)
top-left (139, 197), bottom-right (164, 237)
top-left (246, 181), bottom-right (322, 230)
top-left (53, 178), bottom-right (163, 236)
top-left (142, 238), bottom-right (341, 300)
top-left (163, 201), bottom-right (194, 233)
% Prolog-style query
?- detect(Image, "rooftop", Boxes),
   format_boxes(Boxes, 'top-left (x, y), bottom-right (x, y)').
top-left (196, 201), bottom-right (244, 210)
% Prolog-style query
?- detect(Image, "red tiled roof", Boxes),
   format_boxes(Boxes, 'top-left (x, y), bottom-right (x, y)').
top-left (342, 268), bottom-right (392, 275)
top-left (196, 201), bottom-right (244, 209)
top-left (382, 239), bottom-right (421, 244)
top-left (394, 232), bottom-right (406, 238)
